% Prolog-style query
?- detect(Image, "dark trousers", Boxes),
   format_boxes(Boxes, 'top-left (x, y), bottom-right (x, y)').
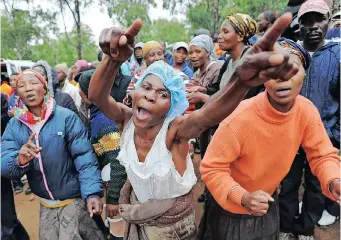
top-left (279, 151), bottom-right (325, 236)
top-left (1, 177), bottom-right (29, 240)
top-left (199, 129), bottom-right (214, 198)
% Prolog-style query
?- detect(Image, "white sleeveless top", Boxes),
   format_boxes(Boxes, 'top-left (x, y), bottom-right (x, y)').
top-left (117, 117), bottom-right (197, 203)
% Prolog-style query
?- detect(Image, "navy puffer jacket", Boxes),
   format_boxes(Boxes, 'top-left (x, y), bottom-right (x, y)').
top-left (1, 100), bottom-right (103, 200)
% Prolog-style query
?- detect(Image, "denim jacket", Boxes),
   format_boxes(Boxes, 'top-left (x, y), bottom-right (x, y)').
top-left (300, 41), bottom-right (340, 146)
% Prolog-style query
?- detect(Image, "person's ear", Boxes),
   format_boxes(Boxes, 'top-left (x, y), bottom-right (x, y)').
top-left (237, 34), bottom-right (244, 43)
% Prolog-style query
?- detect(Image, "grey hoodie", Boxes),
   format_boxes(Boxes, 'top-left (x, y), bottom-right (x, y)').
top-left (32, 61), bottom-right (78, 114)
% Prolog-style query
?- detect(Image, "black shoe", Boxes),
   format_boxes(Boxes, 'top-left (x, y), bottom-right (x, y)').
top-left (14, 186), bottom-right (23, 194)
top-left (198, 193), bottom-right (206, 202)
top-left (25, 187), bottom-right (32, 195)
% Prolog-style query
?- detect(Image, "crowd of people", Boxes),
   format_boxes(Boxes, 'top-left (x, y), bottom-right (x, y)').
top-left (1, 0), bottom-right (340, 240)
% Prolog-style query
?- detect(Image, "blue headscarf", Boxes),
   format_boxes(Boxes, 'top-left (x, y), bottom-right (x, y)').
top-left (135, 61), bottom-right (189, 117)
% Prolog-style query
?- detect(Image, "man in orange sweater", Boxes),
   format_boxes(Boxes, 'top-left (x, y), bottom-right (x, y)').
top-left (199, 38), bottom-right (340, 240)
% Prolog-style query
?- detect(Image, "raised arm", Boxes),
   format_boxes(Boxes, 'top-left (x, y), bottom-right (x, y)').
top-left (177, 13), bottom-right (299, 140)
top-left (89, 19), bottom-right (142, 128)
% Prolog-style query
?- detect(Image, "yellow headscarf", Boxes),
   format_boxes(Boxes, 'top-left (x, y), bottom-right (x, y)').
top-left (226, 13), bottom-right (258, 42)
top-left (142, 41), bottom-right (163, 58)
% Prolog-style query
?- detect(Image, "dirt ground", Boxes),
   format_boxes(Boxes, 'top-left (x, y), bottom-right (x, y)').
top-left (14, 154), bottom-right (340, 240)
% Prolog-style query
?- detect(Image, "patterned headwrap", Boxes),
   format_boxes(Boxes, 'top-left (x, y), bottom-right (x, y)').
top-left (135, 61), bottom-right (189, 117)
top-left (142, 41), bottom-right (163, 58)
top-left (226, 13), bottom-right (258, 42)
top-left (277, 38), bottom-right (310, 70)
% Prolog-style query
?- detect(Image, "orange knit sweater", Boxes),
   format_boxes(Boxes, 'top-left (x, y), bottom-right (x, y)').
top-left (200, 92), bottom-right (340, 214)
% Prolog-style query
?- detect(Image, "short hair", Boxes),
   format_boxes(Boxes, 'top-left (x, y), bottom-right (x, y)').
top-left (263, 10), bottom-right (277, 24)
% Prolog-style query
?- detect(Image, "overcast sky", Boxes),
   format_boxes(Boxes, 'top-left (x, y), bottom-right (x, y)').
top-left (2, 0), bottom-right (185, 40)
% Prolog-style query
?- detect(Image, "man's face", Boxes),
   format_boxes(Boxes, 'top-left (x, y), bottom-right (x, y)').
top-left (56, 69), bottom-right (66, 82)
top-left (299, 12), bottom-right (329, 46)
top-left (135, 47), bottom-right (143, 59)
top-left (257, 13), bottom-right (269, 32)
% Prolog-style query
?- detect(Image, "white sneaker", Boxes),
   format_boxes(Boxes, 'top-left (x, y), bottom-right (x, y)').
top-left (279, 232), bottom-right (293, 240)
top-left (298, 235), bottom-right (314, 240)
top-left (318, 210), bottom-right (337, 226)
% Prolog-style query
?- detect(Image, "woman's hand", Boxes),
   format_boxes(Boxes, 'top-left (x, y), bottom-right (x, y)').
top-left (106, 204), bottom-right (120, 218)
top-left (187, 86), bottom-right (207, 93)
top-left (329, 179), bottom-right (341, 204)
top-left (99, 19), bottom-right (143, 63)
top-left (87, 196), bottom-right (103, 217)
top-left (187, 92), bottom-right (206, 104)
top-left (241, 190), bottom-right (274, 216)
top-left (18, 133), bottom-right (42, 166)
top-left (235, 13), bottom-right (299, 87)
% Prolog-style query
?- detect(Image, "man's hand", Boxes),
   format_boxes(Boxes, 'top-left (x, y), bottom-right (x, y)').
top-left (235, 13), bottom-right (299, 87)
top-left (99, 19), bottom-right (143, 62)
top-left (18, 133), bottom-right (42, 166)
top-left (87, 196), bottom-right (103, 217)
top-left (106, 204), bottom-right (120, 218)
top-left (241, 190), bottom-right (274, 216)
top-left (329, 179), bottom-right (340, 204)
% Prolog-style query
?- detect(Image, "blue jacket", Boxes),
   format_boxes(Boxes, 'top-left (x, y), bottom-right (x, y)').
top-left (1, 100), bottom-right (103, 200)
top-left (300, 41), bottom-right (340, 145)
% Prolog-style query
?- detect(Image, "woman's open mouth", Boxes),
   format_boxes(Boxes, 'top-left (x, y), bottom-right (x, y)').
top-left (26, 94), bottom-right (36, 101)
top-left (276, 87), bottom-right (291, 97)
top-left (136, 107), bottom-right (152, 120)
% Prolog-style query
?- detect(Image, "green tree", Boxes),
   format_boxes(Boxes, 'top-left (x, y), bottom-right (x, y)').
top-left (1, 9), bottom-right (41, 60)
top-left (148, 19), bottom-right (189, 44)
top-left (103, 0), bottom-right (156, 41)
top-left (32, 25), bottom-right (98, 66)
top-left (56, 0), bottom-right (94, 59)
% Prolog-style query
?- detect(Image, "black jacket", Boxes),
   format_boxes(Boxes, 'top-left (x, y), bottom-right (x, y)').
top-left (1, 93), bottom-right (10, 136)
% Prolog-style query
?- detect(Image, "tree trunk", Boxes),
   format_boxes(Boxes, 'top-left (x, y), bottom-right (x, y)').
top-left (75, 0), bottom-right (83, 59)
top-left (213, 0), bottom-right (220, 35)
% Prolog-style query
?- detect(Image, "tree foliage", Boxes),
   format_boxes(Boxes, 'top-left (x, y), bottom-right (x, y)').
top-left (1, 4), bottom-right (98, 66)
top-left (31, 25), bottom-right (98, 67)
top-left (147, 19), bottom-right (189, 43)
top-left (1, 9), bottom-right (41, 60)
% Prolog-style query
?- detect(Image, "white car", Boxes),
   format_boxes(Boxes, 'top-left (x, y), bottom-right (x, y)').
top-left (1, 58), bottom-right (35, 78)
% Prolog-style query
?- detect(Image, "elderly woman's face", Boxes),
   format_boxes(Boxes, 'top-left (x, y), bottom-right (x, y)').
top-left (145, 47), bottom-right (164, 66)
top-left (188, 45), bottom-right (210, 68)
top-left (218, 21), bottom-right (243, 51)
top-left (132, 74), bottom-right (171, 129)
top-left (16, 74), bottom-right (46, 108)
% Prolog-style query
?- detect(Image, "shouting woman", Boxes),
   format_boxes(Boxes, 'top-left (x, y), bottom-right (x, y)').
top-left (89, 14), bottom-right (299, 239)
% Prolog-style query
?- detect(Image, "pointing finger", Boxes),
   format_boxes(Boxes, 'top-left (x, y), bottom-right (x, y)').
top-left (27, 132), bottom-right (36, 144)
top-left (254, 12), bottom-right (292, 51)
top-left (124, 18), bottom-right (143, 44)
